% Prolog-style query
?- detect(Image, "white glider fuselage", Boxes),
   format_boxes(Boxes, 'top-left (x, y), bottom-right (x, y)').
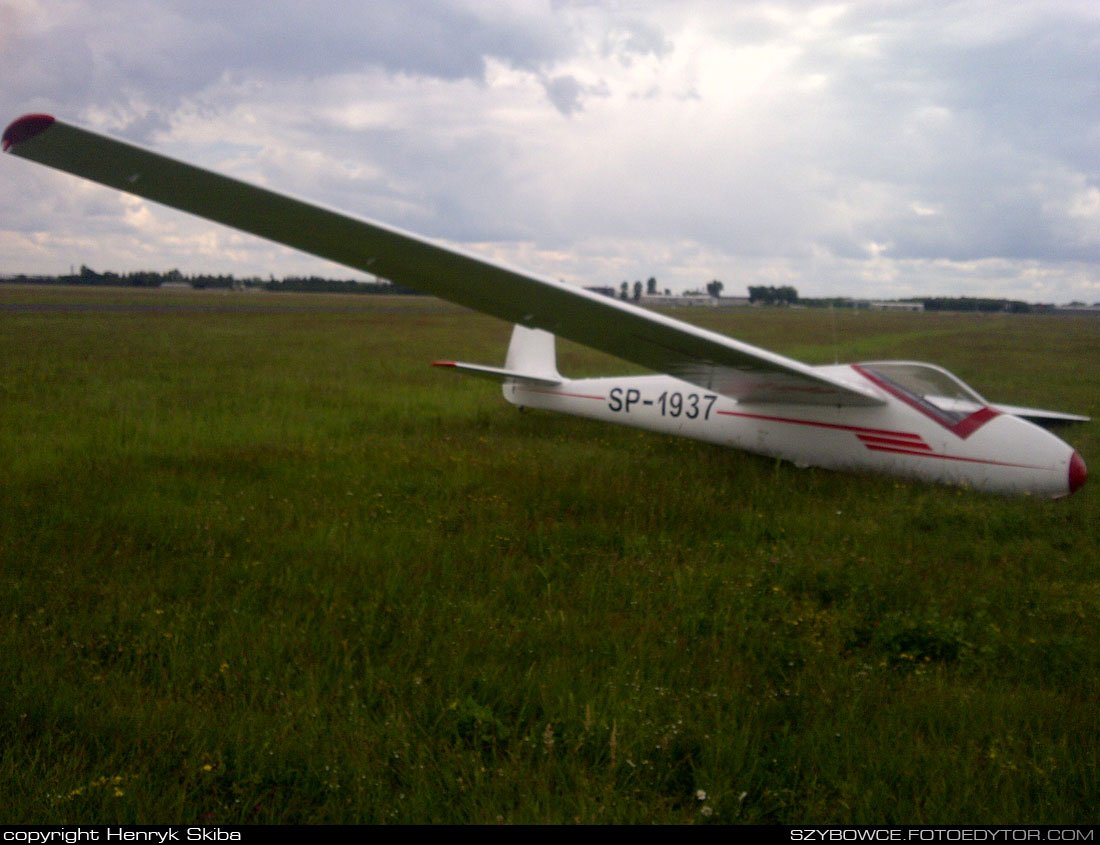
top-left (502, 366), bottom-right (1083, 497)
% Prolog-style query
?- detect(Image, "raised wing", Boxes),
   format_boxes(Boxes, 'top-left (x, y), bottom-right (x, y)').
top-left (3, 114), bottom-right (882, 406)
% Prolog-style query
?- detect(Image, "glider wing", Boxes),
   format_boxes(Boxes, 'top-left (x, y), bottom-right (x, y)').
top-left (3, 114), bottom-right (883, 407)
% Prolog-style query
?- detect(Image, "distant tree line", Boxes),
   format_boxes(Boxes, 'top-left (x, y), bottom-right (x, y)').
top-left (263, 276), bottom-right (422, 295)
top-left (918, 297), bottom-right (1031, 313)
top-left (1, 266), bottom-right (424, 295)
top-left (799, 295), bottom-right (1036, 312)
top-left (3, 265), bottom-right (181, 287)
top-left (1, 268), bottom-right (1067, 313)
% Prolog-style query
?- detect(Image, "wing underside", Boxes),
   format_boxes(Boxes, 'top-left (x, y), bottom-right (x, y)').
top-left (992, 404), bottom-right (1089, 425)
top-left (3, 114), bottom-right (883, 407)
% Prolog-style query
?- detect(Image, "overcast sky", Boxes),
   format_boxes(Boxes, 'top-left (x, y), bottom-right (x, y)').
top-left (2, 0), bottom-right (1098, 302)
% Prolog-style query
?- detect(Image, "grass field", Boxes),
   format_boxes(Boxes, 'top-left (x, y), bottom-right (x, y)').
top-left (1, 284), bottom-right (1098, 824)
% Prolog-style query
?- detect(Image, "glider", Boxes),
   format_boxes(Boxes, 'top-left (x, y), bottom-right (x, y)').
top-left (2, 113), bottom-right (1089, 497)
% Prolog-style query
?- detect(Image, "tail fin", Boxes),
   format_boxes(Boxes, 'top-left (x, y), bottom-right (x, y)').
top-left (505, 325), bottom-right (561, 382)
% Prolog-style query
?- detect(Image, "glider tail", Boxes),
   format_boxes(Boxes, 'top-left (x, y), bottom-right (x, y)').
top-left (431, 325), bottom-right (562, 396)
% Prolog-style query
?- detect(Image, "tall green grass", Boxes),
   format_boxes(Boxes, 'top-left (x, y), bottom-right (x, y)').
top-left (1, 286), bottom-right (1098, 823)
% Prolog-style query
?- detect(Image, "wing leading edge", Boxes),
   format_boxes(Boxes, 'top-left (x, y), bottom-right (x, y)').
top-left (3, 114), bottom-right (882, 407)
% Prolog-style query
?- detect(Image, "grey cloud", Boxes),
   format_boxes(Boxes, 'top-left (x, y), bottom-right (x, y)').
top-left (601, 18), bottom-right (672, 63)
top-left (541, 74), bottom-right (611, 116)
top-left (544, 75), bottom-right (587, 115)
top-left (781, 1), bottom-right (1100, 266)
top-left (163, 0), bottom-right (566, 80)
top-left (6, 1), bottom-right (571, 134)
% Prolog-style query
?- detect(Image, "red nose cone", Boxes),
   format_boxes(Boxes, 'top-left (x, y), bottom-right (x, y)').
top-left (1069, 451), bottom-right (1087, 494)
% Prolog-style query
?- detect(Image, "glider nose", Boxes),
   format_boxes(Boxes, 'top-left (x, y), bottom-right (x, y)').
top-left (1069, 450), bottom-right (1087, 495)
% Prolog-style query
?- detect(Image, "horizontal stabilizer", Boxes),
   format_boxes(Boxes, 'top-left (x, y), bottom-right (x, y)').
top-left (431, 360), bottom-right (561, 386)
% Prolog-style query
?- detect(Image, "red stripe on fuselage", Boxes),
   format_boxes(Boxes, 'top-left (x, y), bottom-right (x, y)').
top-left (861, 443), bottom-right (1053, 471)
top-left (857, 434), bottom-right (933, 451)
top-left (716, 409), bottom-right (920, 440)
top-left (521, 388), bottom-right (607, 401)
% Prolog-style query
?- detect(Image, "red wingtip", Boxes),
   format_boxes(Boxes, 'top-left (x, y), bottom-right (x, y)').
top-left (1069, 451), bottom-right (1087, 495)
top-left (431, 361), bottom-right (457, 368)
top-left (2, 113), bottom-right (55, 152)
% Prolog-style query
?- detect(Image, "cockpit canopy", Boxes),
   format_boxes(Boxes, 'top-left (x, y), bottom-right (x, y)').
top-left (855, 361), bottom-right (991, 431)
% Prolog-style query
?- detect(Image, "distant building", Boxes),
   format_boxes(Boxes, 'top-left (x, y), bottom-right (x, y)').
top-left (868, 301), bottom-right (924, 312)
top-left (641, 295), bottom-right (751, 308)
